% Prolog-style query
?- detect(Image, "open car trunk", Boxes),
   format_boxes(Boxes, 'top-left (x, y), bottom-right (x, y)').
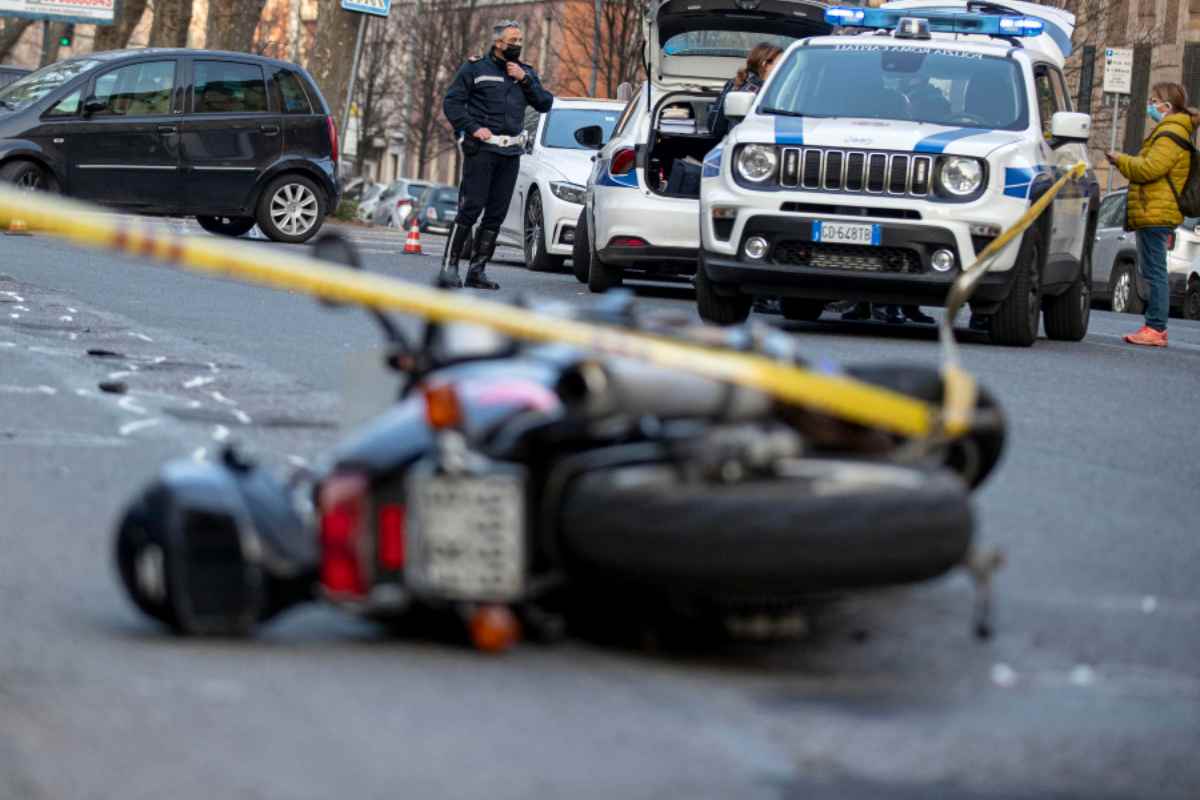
top-left (645, 91), bottom-right (724, 198)
top-left (645, 0), bottom-right (832, 88)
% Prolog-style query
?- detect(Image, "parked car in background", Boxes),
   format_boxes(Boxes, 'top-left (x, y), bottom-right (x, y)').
top-left (0, 49), bottom-right (340, 243)
top-left (370, 178), bottom-right (431, 228)
top-left (1094, 190), bottom-right (1200, 319)
top-left (353, 181), bottom-right (386, 222)
top-left (498, 97), bottom-right (624, 272)
top-left (415, 183), bottom-right (458, 234)
top-left (0, 65), bottom-right (30, 89)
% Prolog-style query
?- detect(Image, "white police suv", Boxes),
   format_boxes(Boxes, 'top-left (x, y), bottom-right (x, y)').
top-left (572, 0), bottom-right (832, 293)
top-left (696, 0), bottom-right (1099, 346)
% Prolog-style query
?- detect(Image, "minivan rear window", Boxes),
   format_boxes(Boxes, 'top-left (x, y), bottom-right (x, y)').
top-left (194, 61), bottom-right (269, 114)
top-left (274, 69), bottom-right (313, 114)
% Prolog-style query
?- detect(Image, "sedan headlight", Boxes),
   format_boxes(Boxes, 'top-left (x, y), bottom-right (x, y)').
top-left (936, 156), bottom-right (984, 197)
top-left (736, 145), bottom-right (779, 183)
top-left (549, 180), bottom-right (587, 205)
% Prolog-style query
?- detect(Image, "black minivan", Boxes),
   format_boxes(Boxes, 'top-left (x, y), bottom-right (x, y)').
top-left (0, 49), bottom-right (339, 243)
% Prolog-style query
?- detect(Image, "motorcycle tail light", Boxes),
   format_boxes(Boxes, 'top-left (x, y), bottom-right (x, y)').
top-left (319, 472), bottom-right (369, 598)
top-left (378, 504), bottom-right (406, 570)
top-left (425, 382), bottom-right (463, 429)
top-left (610, 147), bottom-right (636, 175)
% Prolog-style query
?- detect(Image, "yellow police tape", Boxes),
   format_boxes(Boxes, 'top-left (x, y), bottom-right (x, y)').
top-left (0, 162), bottom-right (1083, 440)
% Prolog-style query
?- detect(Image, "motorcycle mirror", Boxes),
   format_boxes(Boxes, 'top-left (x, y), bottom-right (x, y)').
top-left (310, 232), bottom-right (411, 355)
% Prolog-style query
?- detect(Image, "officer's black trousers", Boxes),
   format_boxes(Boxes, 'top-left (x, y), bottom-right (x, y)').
top-left (454, 149), bottom-right (520, 234)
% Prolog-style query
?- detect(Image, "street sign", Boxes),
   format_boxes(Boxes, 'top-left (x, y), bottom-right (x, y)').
top-left (340, 0), bottom-right (391, 16)
top-left (0, 0), bottom-right (115, 25)
top-left (1103, 47), bottom-right (1134, 95)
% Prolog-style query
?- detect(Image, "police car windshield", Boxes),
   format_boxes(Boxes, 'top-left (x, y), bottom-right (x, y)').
top-left (759, 45), bottom-right (1028, 131)
top-left (0, 59), bottom-right (101, 111)
top-left (543, 108), bottom-right (619, 150)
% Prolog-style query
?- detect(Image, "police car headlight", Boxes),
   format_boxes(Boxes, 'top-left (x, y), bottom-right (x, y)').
top-left (549, 181), bottom-right (587, 205)
top-left (936, 157), bottom-right (984, 197)
top-left (737, 145), bottom-right (778, 183)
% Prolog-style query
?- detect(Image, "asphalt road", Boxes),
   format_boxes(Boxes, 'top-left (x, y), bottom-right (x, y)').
top-left (1, 219), bottom-right (1197, 799)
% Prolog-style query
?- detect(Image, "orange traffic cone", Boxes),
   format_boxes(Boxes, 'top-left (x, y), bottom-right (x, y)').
top-left (403, 217), bottom-right (422, 254)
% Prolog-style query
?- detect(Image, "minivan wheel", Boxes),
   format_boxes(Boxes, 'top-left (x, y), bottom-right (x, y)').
top-left (0, 159), bottom-right (47, 191)
top-left (257, 175), bottom-right (326, 243)
top-left (196, 215), bottom-right (256, 237)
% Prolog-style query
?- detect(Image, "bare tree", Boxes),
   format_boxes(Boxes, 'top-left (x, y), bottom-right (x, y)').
top-left (311, 0), bottom-right (362, 140)
top-left (93, 0), bottom-right (150, 52)
top-left (353, 12), bottom-right (406, 173)
top-left (552, 0), bottom-right (644, 98)
top-left (206, 0), bottom-right (270, 53)
top-left (252, 1), bottom-right (292, 59)
top-left (0, 18), bottom-right (35, 62)
top-left (149, 0), bottom-right (194, 48)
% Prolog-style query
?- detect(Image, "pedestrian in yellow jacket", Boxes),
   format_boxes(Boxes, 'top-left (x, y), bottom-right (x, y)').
top-left (1106, 82), bottom-right (1200, 347)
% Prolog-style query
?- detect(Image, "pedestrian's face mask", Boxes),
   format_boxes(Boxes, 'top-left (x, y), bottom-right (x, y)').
top-left (1147, 99), bottom-right (1170, 123)
top-left (502, 43), bottom-right (522, 62)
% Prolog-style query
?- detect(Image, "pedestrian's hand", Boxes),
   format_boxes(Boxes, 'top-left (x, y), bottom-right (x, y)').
top-left (505, 62), bottom-right (526, 82)
top-left (473, 128), bottom-right (493, 141)
top-left (1105, 151), bottom-right (1120, 165)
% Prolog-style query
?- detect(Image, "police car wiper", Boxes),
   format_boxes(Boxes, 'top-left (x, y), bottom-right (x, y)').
top-left (759, 107), bottom-right (804, 118)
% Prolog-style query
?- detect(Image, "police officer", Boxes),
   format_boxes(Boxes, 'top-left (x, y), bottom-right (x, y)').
top-left (438, 20), bottom-right (554, 289)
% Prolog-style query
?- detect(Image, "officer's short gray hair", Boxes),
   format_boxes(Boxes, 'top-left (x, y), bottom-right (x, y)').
top-left (493, 19), bottom-right (521, 40)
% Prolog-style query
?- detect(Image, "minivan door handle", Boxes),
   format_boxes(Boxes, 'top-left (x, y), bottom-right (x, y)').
top-left (260, 124), bottom-right (280, 136)
top-left (157, 125), bottom-right (177, 134)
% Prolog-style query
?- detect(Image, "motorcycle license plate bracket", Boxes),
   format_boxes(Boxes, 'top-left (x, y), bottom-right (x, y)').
top-left (403, 459), bottom-right (528, 604)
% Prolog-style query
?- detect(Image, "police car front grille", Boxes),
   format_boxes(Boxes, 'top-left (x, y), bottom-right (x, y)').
top-left (772, 240), bottom-right (921, 273)
top-left (780, 148), bottom-right (932, 199)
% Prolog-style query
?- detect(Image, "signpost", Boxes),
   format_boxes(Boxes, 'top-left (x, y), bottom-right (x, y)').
top-left (340, 0), bottom-right (393, 170)
top-left (1103, 47), bottom-right (1133, 193)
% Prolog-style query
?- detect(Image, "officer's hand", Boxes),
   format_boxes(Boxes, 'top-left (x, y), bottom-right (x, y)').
top-left (473, 128), bottom-right (493, 141)
top-left (505, 62), bottom-right (527, 83)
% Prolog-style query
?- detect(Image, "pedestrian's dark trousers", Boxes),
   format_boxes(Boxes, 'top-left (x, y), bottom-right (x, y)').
top-left (455, 150), bottom-right (520, 233)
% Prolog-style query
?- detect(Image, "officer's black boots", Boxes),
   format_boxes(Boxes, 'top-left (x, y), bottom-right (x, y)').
top-left (465, 228), bottom-right (500, 290)
top-left (436, 224), bottom-right (472, 289)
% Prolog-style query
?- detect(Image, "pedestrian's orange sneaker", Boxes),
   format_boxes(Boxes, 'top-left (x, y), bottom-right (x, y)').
top-left (1123, 326), bottom-right (1168, 347)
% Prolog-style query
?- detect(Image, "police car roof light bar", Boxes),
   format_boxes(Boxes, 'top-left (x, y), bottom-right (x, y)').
top-left (823, 6), bottom-right (1045, 38)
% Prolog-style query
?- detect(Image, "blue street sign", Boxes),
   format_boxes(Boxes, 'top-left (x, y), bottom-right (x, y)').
top-left (341, 0), bottom-right (391, 17)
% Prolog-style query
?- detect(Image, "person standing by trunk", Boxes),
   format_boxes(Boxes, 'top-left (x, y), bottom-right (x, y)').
top-left (439, 20), bottom-right (553, 290)
top-left (709, 42), bottom-right (783, 139)
top-left (1107, 82), bottom-right (1200, 347)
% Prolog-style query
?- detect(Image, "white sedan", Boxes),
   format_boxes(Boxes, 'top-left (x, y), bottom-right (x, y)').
top-left (498, 97), bottom-right (625, 272)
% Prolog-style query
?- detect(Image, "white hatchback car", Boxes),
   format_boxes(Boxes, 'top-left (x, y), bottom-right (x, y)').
top-left (571, 0), bottom-right (832, 293)
top-left (697, 0), bottom-right (1099, 346)
top-left (498, 97), bottom-right (624, 272)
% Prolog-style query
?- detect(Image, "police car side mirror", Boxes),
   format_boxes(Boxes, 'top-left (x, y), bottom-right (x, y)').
top-left (722, 91), bottom-right (756, 121)
top-left (574, 125), bottom-right (605, 149)
top-left (1049, 112), bottom-right (1090, 148)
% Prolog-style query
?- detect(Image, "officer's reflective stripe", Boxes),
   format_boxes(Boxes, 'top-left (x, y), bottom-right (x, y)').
top-left (0, 185), bottom-right (942, 438)
top-left (474, 76), bottom-right (503, 83)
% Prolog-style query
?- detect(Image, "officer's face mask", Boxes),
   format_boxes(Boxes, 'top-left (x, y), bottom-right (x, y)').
top-left (502, 44), bottom-right (522, 62)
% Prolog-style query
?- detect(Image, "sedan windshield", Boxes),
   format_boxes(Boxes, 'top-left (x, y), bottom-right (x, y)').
top-left (0, 59), bottom-right (101, 111)
top-left (759, 45), bottom-right (1028, 131)
top-left (542, 108), bottom-right (620, 150)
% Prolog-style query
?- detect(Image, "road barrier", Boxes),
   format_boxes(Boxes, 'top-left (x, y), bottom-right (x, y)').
top-left (0, 164), bottom-right (1084, 440)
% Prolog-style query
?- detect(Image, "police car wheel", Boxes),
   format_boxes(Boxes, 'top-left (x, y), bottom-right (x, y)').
top-left (990, 224), bottom-right (1043, 346)
top-left (524, 189), bottom-right (564, 272)
top-left (1043, 241), bottom-right (1092, 341)
top-left (256, 174), bottom-right (326, 244)
top-left (695, 262), bottom-right (750, 325)
top-left (587, 227), bottom-right (622, 292)
top-left (572, 211), bottom-right (591, 283)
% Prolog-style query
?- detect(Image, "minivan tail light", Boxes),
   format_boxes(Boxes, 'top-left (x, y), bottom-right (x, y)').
top-left (319, 472), bottom-right (369, 597)
top-left (326, 116), bottom-right (338, 166)
top-left (610, 148), bottom-right (636, 175)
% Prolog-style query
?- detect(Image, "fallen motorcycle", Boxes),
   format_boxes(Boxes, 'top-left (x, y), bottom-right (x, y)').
top-left (114, 235), bottom-right (1006, 650)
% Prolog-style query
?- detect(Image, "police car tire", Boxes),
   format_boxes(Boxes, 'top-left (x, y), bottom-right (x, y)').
top-left (1043, 248), bottom-right (1091, 341)
top-left (256, 174), bottom-right (327, 244)
top-left (990, 223), bottom-right (1044, 346)
top-left (572, 211), bottom-right (591, 283)
top-left (587, 236), bottom-right (622, 292)
top-left (558, 464), bottom-right (972, 597)
top-left (695, 262), bottom-right (751, 325)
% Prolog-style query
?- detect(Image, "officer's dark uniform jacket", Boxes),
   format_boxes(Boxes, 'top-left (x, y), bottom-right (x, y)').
top-left (443, 53), bottom-right (554, 155)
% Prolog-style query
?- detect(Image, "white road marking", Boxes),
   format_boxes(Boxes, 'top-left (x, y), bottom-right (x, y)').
top-left (118, 396), bottom-right (147, 415)
top-left (210, 391), bottom-right (236, 406)
top-left (67, 307), bottom-right (77, 314)
top-left (13, 305), bottom-right (29, 312)
top-left (107, 370), bottom-right (134, 380)
top-left (0, 384), bottom-right (57, 395)
top-left (68, 333), bottom-right (78, 341)
top-left (0, 342), bottom-right (15, 348)
top-left (10, 313), bottom-right (19, 319)
top-left (192, 447), bottom-right (208, 462)
top-left (59, 315), bottom-right (73, 322)
top-left (128, 332), bottom-right (154, 342)
top-left (990, 663), bottom-right (1018, 688)
top-left (183, 375), bottom-right (214, 389)
top-left (287, 454), bottom-right (309, 467)
top-left (119, 418), bottom-right (161, 436)
top-left (212, 425), bottom-right (230, 442)
top-left (232, 409), bottom-right (252, 425)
